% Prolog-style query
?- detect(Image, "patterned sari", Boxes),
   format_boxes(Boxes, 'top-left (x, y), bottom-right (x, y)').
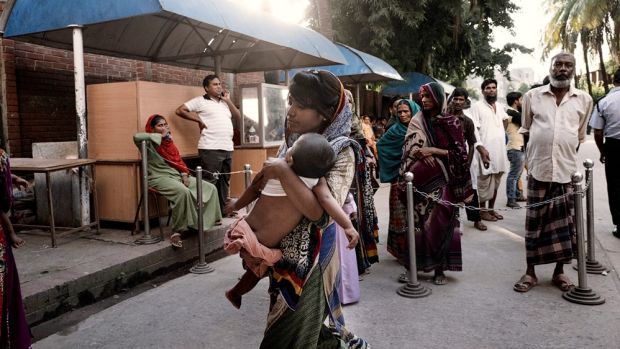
top-left (263, 98), bottom-right (367, 348)
top-left (387, 83), bottom-right (471, 273)
top-left (0, 149), bottom-right (32, 349)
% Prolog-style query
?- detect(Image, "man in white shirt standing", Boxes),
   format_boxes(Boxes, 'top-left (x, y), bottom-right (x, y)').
top-left (513, 52), bottom-right (592, 294)
top-left (176, 74), bottom-right (241, 214)
top-left (469, 79), bottom-right (509, 222)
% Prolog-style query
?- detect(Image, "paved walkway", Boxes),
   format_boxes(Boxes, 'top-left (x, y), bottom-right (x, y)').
top-left (32, 140), bottom-right (620, 348)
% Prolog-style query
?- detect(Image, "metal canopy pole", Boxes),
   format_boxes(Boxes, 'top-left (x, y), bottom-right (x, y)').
top-left (215, 55), bottom-right (222, 77)
top-left (69, 25), bottom-right (90, 226)
top-left (356, 83), bottom-right (361, 115)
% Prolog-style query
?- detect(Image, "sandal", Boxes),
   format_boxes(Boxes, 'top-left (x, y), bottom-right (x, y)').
top-left (552, 274), bottom-right (574, 292)
top-left (398, 272), bottom-right (409, 283)
top-left (480, 211), bottom-right (497, 222)
top-left (170, 233), bottom-right (183, 248)
top-left (474, 221), bottom-right (488, 231)
top-left (513, 274), bottom-right (537, 293)
top-left (491, 211), bottom-right (504, 220)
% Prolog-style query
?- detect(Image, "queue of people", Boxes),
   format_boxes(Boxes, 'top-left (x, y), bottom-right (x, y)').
top-left (4, 52), bottom-right (616, 348)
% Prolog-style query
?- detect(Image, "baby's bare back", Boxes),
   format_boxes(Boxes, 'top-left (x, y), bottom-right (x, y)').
top-left (243, 195), bottom-right (303, 248)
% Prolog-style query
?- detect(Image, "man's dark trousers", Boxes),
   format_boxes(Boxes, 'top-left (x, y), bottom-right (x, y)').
top-left (605, 138), bottom-right (620, 226)
top-left (199, 149), bottom-right (232, 212)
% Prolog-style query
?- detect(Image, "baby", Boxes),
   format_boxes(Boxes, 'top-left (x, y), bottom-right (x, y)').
top-left (223, 133), bottom-right (359, 308)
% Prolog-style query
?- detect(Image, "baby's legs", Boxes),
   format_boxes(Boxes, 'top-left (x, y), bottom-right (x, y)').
top-left (225, 269), bottom-right (261, 309)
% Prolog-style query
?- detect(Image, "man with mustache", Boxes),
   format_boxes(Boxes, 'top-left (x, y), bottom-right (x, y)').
top-left (513, 53), bottom-right (593, 294)
top-left (469, 79), bottom-right (509, 222)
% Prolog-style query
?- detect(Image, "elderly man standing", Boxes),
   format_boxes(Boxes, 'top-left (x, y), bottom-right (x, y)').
top-left (469, 79), bottom-right (509, 222)
top-left (513, 53), bottom-right (592, 293)
top-left (176, 74), bottom-right (241, 214)
top-left (589, 68), bottom-right (620, 239)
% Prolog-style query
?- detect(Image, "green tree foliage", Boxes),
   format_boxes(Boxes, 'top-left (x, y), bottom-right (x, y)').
top-left (544, 0), bottom-right (620, 92)
top-left (315, 0), bottom-right (531, 84)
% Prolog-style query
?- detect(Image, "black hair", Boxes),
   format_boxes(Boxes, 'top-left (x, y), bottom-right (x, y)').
top-left (289, 70), bottom-right (342, 120)
top-left (289, 133), bottom-right (336, 178)
top-left (396, 99), bottom-right (412, 112)
top-left (542, 76), bottom-right (550, 85)
top-left (481, 78), bottom-right (498, 90)
top-left (450, 87), bottom-right (469, 100)
top-left (149, 114), bottom-right (166, 129)
top-left (202, 74), bottom-right (220, 88)
top-left (506, 91), bottom-right (522, 107)
top-left (390, 95), bottom-right (402, 106)
top-left (613, 68), bottom-right (620, 84)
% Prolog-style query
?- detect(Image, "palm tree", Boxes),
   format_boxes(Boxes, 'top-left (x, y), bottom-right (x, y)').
top-left (543, 0), bottom-right (619, 90)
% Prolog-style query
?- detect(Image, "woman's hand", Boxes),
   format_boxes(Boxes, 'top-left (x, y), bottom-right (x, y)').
top-left (181, 174), bottom-right (190, 187)
top-left (414, 147), bottom-right (437, 167)
top-left (344, 227), bottom-right (359, 249)
top-left (12, 175), bottom-right (29, 190)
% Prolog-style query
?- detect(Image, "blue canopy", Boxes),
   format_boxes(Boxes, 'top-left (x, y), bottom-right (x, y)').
top-left (287, 43), bottom-right (402, 83)
top-left (381, 72), bottom-right (437, 96)
top-left (1, 0), bottom-right (346, 73)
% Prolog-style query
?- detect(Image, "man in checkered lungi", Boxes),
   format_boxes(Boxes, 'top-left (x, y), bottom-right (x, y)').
top-left (513, 53), bottom-right (593, 293)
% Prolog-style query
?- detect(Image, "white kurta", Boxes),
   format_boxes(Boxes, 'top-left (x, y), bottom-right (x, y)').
top-left (469, 100), bottom-right (509, 177)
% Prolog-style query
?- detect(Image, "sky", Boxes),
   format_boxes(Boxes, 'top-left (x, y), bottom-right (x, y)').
top-left (492, 1), bottom-right (551, 81)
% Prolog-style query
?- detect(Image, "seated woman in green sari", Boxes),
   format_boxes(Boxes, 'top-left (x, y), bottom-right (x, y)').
top-left (134, 114), bottom-right (221, 248)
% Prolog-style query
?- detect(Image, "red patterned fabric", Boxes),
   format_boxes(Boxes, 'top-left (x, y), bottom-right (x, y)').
top-left (145, 115), bottom-right (189, 174)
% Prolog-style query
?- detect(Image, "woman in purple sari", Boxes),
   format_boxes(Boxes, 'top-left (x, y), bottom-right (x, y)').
top-left (396, 82), bottom-right (472, 285)
top-left (0, 148), bottom-right (32, 348)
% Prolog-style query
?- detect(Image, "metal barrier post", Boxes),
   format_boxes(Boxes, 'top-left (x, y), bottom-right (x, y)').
top-left (563, 172), bottom-right (604, 305)
top-left (582, 159), bottom-right (608, 273)
top-left (244, 164), bottom-right (254, 213)
top-left (190, 167), bottom-right (214, 274)
top-left (397, 172), bottom-right (431, 298)
top-left (136, 140), bottom-right (161, 245)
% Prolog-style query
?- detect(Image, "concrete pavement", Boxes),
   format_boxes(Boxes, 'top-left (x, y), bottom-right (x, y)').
top-left (34, 139), bottom-right (620, 348)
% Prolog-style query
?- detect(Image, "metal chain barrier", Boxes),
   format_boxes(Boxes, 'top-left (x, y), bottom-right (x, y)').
top-left (374, 176), bottom-right (592, 212)
top-left (146, 147), bottom-right (251, 178)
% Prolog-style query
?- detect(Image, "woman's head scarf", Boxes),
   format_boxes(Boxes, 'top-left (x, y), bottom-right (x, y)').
top-left (376, 99), bottom-right (420, 182)
top-left (419, 81), bottom-right (446, 115)
top-left (145, 114), bottom-right (189, 174)
top-left (281, 70), bottom-right (352, 157)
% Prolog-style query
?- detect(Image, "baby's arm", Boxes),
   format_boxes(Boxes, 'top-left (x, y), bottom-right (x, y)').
top-left (313, 178), bottom-right (359, 249)
top-left (224, 181), bottom-right (261, 215)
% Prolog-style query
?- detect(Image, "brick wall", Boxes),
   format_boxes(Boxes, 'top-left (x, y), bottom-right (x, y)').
top-left (1, 39), bottom-right (264, 157)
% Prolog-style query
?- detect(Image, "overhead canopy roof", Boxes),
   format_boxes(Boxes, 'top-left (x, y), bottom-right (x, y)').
top-left (382, 72), bottom-right (455, 96)
top-left (1, 0), bottom-right (346, 73)
top-left (288, 43), bottom-right (402, 83)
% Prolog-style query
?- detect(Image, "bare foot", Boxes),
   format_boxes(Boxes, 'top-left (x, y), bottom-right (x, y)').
top-left (9, 233), bottom-right (25, 249)
top-left (225, 290), bottom-right (241, 309)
